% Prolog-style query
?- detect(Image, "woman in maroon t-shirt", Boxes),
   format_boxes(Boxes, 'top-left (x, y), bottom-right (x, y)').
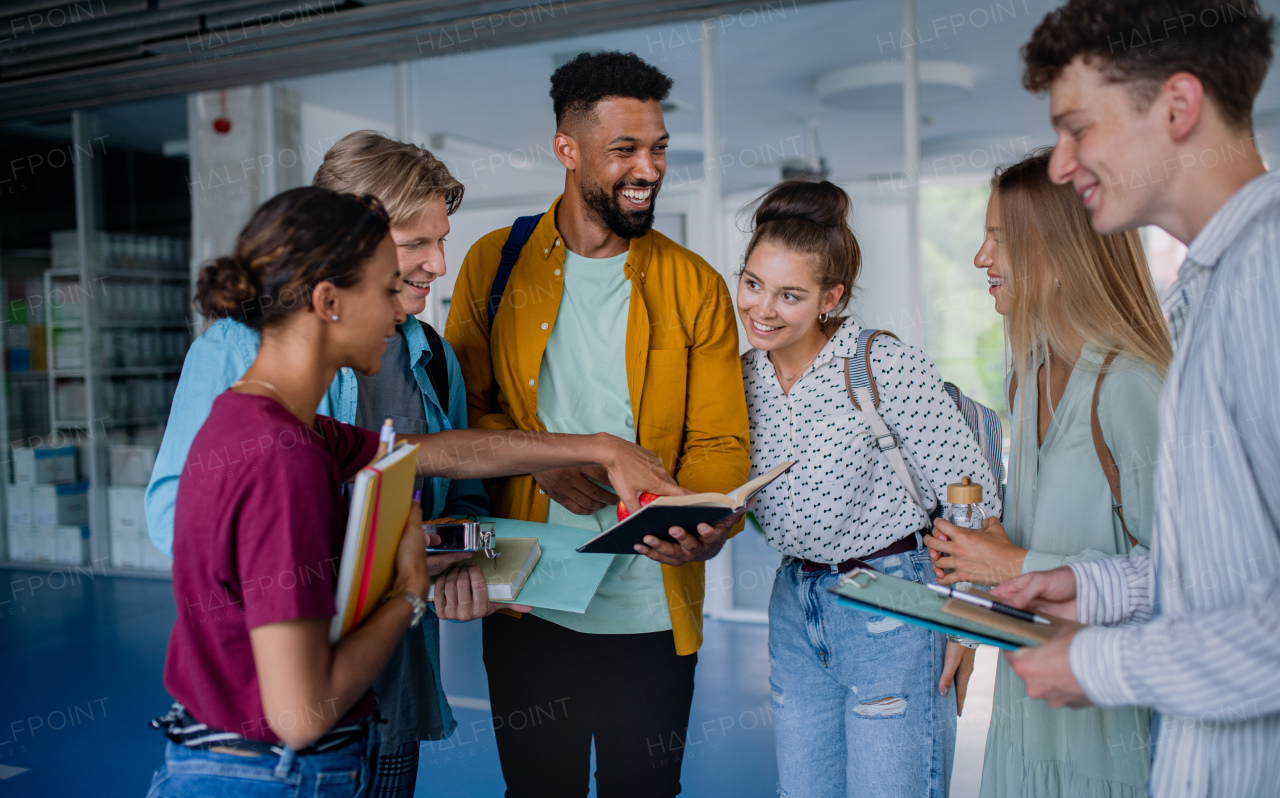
top-left (147, 188), bottom-right (682, 797)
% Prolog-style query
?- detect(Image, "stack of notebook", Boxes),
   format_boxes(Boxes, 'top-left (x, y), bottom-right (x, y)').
top-left (329, 442), bottom-right (420, 643)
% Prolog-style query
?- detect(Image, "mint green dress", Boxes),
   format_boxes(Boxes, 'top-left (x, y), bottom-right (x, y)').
top-left (981, 345), bottom-right (1161, 798)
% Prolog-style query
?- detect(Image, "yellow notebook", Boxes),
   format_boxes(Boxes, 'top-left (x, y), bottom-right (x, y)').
top-left (329, 442), bottom-right (420, 643)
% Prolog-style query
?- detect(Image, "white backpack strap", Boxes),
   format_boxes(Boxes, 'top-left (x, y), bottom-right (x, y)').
top-left (844, 334), bottom-right (929, 515)
top-left (851, 384), bottom-right (928, 513)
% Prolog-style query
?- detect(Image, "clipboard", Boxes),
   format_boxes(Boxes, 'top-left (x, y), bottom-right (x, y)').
top-left (829, 567), bottom-right (1080, 651)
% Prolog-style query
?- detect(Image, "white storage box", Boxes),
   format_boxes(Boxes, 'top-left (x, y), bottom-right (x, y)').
top-left (140, 536), bottom-right (171, 571)
top-left (110, 530), bottom-right (142, 569)
top-left (7, 525), bottom-right (35, 561)
top-left (108, 485), bottom-right (148, 535)
top-left (33, 525), bottom-right (57, 562)
top-left (31, 481), bottom-right (90, 527)
top-left (13, 445), bottom-right (77, 484)
top-left (7, 483), bottom-right (33, 526)
top-left (109, 445), bottom-right (157, 486)
top-left (54, 526), bottom-right (89, 566)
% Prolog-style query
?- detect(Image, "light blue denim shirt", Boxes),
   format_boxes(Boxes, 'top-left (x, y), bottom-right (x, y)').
top-left (145, 316), bottom-right (488, 741)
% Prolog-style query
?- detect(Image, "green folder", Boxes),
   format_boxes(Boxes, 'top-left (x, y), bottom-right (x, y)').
top-left (830, 568), bottom-right (1066, 651)
top-left (480, 517), bottom-right (614, 614)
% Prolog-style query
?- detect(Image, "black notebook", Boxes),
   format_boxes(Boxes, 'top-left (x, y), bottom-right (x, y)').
top-left (576, 461), bottom-right (795, 554)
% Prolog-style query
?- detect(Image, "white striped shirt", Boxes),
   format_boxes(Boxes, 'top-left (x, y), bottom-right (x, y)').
top-left (1067, 171), bottom-right (1280, 797)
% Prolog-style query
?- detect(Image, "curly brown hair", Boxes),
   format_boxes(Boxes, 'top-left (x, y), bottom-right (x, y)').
top-left (1022, 0), bottom-right (1273, 129)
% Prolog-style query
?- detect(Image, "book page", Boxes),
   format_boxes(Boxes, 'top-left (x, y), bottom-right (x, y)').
top-left (643, 460), bottom-right (795, 511)
top-left (726, 460), bottom-right (795, 506)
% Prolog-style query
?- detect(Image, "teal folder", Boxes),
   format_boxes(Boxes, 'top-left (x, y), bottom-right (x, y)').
top-left (830, 568), bottom-right (1070, 651)
top-left (480, 517), bottom-right (613, 614)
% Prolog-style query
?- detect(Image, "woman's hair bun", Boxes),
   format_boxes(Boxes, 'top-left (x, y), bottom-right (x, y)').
top-left (743, 178), bottom-right (862, 334)
top-left (190, 187), bottom-right (390, 330)
top-left (194, 255), bottom-right (258, 321)
top-left (752, 179), bottom-right (851, 230)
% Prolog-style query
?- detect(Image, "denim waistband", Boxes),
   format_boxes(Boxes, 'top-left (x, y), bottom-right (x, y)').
top-left (151, 703), bottom-right (372, 759)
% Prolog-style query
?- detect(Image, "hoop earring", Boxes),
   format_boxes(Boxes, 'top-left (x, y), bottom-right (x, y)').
top-left (818, 311), bottom-right (830, 323)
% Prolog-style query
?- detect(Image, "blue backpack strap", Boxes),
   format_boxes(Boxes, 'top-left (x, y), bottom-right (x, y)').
top-left (844, 328), bottom-right (898, 410)
top-left (487, 213), bottom-right (544, 330)
top-left (944, 380), bottom-right (1007, 505)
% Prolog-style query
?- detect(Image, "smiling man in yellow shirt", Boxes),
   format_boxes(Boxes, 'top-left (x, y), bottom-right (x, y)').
top-left (444, 51), bottom-right (749, 797)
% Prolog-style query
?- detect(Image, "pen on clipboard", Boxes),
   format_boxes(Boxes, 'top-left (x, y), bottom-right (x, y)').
top-left (927, 583), bottom-right (1052, 625)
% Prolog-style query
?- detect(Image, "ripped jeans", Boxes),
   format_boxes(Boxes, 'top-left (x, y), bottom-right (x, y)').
top-left (769, 548), bottom-right (956, 798)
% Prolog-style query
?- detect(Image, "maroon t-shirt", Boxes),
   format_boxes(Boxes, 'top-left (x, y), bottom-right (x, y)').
top-left (163, 391), bottom-right (379, 743)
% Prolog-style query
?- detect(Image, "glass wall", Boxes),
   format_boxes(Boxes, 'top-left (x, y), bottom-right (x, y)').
top-left (161, 0), bottom-right (1057, 612)
top-left (1, 96), bottom-right (190, 571)
top-left (10, 0), bottom-right (1192, 597)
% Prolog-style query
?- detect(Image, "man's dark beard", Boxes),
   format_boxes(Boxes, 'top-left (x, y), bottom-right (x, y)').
top-left (581, 179), bottom-right (659, 239)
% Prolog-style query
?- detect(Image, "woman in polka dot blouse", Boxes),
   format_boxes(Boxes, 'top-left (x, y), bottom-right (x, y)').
top-left (737, 179), bottom-right (1001, 798)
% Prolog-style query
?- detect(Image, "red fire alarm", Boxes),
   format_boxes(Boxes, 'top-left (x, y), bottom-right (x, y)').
top-left (213, 90), bottom-right (232, 135)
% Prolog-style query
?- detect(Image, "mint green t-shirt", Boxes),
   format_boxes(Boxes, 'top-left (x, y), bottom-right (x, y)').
top-left (532, 248), bottom-right (671, 634)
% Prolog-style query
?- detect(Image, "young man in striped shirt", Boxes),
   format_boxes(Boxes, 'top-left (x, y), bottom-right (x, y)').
top-left (990, 2), bottom-right (1280, 796)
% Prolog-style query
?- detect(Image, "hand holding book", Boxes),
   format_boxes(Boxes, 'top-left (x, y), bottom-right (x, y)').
top-left (633, 508), bottom-right (748, 565)
top-left (576, 461), bottom-right (794, 555)
top-left (391, 501), bottom-right (431, 599)
top-left (434, 564), bottom-right (533, 621)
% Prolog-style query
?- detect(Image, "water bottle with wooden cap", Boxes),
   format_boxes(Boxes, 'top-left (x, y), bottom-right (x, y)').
top-left (942, 476), bottom-right (986, 591)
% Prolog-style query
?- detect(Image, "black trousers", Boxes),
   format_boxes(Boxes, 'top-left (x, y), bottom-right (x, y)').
top-left (482, 612), bottom-right (698, 798)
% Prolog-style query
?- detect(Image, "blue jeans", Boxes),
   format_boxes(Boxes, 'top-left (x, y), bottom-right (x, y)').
top-left (144, 734), bottom-right (376, 798)
top-left (769, 548), bottom-right (956, 798)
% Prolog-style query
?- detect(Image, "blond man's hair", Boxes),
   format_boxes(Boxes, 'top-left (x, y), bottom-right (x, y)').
top-left (312, 130), bottom-right (463, 227)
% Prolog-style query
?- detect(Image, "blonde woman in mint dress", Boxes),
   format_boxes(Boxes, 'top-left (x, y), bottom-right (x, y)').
top-left (925, 149), bottom-right (1171, 798)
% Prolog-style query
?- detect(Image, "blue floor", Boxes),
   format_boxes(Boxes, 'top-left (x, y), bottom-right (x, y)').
top-left (0, 565), bottom-right (779, 796)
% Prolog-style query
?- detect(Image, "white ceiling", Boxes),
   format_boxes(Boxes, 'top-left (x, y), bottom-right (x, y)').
top-left (276, 0), bottom-right (1280, 202)
top-left (26, 0), bottom-right (1280, 201)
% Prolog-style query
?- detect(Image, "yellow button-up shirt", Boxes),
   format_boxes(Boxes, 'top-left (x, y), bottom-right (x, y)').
top-left (443, 197), bottom-right (750, 655)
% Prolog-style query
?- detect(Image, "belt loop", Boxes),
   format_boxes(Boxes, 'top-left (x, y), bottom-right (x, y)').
top-left (273, 746), bottom-right (297, 780)
top-left (914, 529), bottom-right (923, 550)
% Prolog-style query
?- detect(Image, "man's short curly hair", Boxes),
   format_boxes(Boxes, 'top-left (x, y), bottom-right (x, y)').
top-left (1022, 0), bottom-right (1273, 130)
top-left (549, 51), bottom-right (673, 128)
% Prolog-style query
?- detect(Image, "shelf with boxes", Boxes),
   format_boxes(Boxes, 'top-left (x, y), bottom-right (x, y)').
top-left (105, 443), bottom-right (169, 571)
top-left (44, 230), bottom-right (191, 434)
top-left (0, 229), bottom-right (194, 576)
top-left (3, 443), bottom-right (171, 571)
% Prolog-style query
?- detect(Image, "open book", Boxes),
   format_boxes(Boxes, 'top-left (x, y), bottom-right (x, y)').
top-left (428, 537), bottom-right (541, 602)
top-left (329, 442), bottom-right (419, 643)
top-left (577, 461), bottom-right (795, 554)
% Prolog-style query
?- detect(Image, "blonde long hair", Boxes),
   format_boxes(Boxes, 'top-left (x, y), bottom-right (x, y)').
top-left (993, 148), bottom-right (1171, 433)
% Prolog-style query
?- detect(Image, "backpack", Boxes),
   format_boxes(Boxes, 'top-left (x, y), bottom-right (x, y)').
top-left (420, 321), bottom-right (449, 408)
top-left (487, 213), bottom-right (545, 330)
top-left (843, 328), bottom-right (1006, 515)
top-left (1008, 351), bottom-right (1138, 549)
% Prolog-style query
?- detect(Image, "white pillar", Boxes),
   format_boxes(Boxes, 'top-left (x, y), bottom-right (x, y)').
top-left (700, 17), bottom-right (735, 618)
top-left (394, 61), bottom-right (414, 142)
top-left (255, 84), bottom-right (278, 199)
top-left (700, 19), bottom-right (724, 275)
top-left (902, 0), bottom-right (924, 349)
top-left (71, 110), bottom-right (108, 564)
